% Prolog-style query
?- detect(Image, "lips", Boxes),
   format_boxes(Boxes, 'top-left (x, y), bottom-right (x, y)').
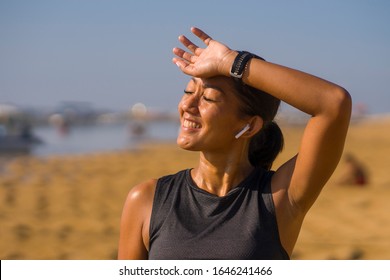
top-left (183, 119), bottom-right (201, 129)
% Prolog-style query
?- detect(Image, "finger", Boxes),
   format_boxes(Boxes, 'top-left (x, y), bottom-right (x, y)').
top-left (172, 58), bottom-right (195, 76)
top-left (191, 27), bottom-right (212, 46)
top-left (172, 57), bottom-right (188, 69)
top-left (173, 47), bottom-right (195, 63)
top-left (178, 35), bottom-right (199, 54)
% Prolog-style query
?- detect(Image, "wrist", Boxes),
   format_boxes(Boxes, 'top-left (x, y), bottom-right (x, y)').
top-left (218, 50), bottom-right (239, 77)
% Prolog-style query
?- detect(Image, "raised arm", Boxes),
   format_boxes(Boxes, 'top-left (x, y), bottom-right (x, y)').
top-left (242, 58), bottom-right (352, 213)
top-left (173, 27), bottom-right (352, 214)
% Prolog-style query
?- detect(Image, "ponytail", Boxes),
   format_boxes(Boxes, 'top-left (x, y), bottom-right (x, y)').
top-left (248, 121), bottom-right (284, 170)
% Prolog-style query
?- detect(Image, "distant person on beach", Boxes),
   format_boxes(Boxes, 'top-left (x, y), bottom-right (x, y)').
top-left (128, 120), bottom-right (146, 140)
top-left (338, 153), bottom-right (368, 186)
top-left (118, 27), bottom-right (352, 259)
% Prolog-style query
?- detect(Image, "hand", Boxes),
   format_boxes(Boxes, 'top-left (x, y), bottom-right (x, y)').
top-left (172, 27), bottom-right (236, 78)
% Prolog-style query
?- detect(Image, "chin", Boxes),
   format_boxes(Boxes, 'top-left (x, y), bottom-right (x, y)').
top-left (176, 136), bottom-right (200, 151)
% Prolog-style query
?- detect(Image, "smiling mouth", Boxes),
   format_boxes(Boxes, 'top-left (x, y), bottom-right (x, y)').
top-left (183, 119), bottom-right (201, 129)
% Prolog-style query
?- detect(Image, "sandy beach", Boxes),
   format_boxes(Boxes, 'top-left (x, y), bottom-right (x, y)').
top-left (1, 118), bottom-right (389, 260)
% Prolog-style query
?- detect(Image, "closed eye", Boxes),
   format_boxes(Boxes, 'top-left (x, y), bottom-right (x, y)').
top-left (184, 90), bottom-right (217, 102)
top-left (203, 96), bottom-right (215, 102)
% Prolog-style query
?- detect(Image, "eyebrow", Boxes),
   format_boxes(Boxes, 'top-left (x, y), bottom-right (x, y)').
top-left (191, 78), bottom-right (225, 94)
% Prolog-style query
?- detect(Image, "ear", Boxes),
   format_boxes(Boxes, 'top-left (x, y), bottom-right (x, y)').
top-left (243, 116), bottom-right (263, 138)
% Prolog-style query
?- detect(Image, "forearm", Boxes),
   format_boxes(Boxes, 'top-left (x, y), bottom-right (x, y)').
top-left (222, 53), bottom-right (351, 118)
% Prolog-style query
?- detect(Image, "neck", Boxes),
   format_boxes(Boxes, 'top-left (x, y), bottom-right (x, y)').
top-left (191, 145), bottom-right (254, 197)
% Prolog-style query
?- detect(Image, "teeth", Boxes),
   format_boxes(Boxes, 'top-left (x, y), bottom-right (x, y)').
top-left (183, 120), bottom-right (201, 129)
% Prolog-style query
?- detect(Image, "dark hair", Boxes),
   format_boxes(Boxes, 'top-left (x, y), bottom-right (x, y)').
top-left (233, 57), bottom-right (284, 170)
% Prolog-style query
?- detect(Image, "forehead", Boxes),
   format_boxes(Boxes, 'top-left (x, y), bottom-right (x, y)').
top-left (188, 76), bottom-right (236, 92)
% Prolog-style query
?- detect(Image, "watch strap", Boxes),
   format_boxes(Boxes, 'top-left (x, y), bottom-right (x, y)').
top-left (229, 51), bottom-right (254, 81)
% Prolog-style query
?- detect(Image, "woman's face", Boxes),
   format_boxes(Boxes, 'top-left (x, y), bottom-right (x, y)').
top-left (177, 76), bottom-right (247, 152)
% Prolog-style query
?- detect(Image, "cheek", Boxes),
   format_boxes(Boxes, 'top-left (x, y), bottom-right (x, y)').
top-left (201, 105), bottom-right (238, 126)
top-left (200, 110), bottom-right (236, 139)
top-left (177, 98), bottom-right (184, 114)
top-left (177, 102), bottom-right (181, 114)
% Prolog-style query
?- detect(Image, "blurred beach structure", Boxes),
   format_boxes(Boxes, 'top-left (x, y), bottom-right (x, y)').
top-left (0, 101), bottom-right (180, 156)
top-left (0, 101), bottom-right (390, 259)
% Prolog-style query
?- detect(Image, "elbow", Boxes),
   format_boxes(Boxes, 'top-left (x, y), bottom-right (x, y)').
top-left (327, 86), bottom-right (352, 122)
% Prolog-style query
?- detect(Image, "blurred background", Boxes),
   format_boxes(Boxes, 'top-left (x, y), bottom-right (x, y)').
top-left (0, 0), bottom-right (389, 259)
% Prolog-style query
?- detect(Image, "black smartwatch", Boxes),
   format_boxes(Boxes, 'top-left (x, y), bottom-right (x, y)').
top-left (229, 51), bottom-right (254, 82)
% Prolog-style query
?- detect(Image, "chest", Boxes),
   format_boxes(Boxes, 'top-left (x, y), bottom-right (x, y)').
top-left (148, 185), bottom-right (283, 259)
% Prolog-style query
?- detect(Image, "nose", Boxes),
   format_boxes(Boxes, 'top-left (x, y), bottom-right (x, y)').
top-left (179, 93), bottom-right (200, 114)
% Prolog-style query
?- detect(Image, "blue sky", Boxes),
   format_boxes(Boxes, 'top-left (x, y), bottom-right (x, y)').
top-left (1, 0), bottom-right (389, 114)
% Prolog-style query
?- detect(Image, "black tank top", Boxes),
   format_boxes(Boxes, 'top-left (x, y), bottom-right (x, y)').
top-left (148, 168), bottom-right (289, 260)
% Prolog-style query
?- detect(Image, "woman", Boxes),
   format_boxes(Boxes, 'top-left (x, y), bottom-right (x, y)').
top-left (118, 27), bottom-right (352, 259)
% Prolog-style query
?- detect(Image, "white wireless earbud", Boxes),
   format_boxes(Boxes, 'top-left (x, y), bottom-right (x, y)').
top-left (235, 124), bottom-right (250, 139)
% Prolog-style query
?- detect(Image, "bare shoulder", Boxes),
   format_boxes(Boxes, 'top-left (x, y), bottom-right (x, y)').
top-left (118, 178), bottom-right (158, 259)
top-left (125, 178), bottom-right (158, 210)
top-left (120, 178), bottom-right (158, 233)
